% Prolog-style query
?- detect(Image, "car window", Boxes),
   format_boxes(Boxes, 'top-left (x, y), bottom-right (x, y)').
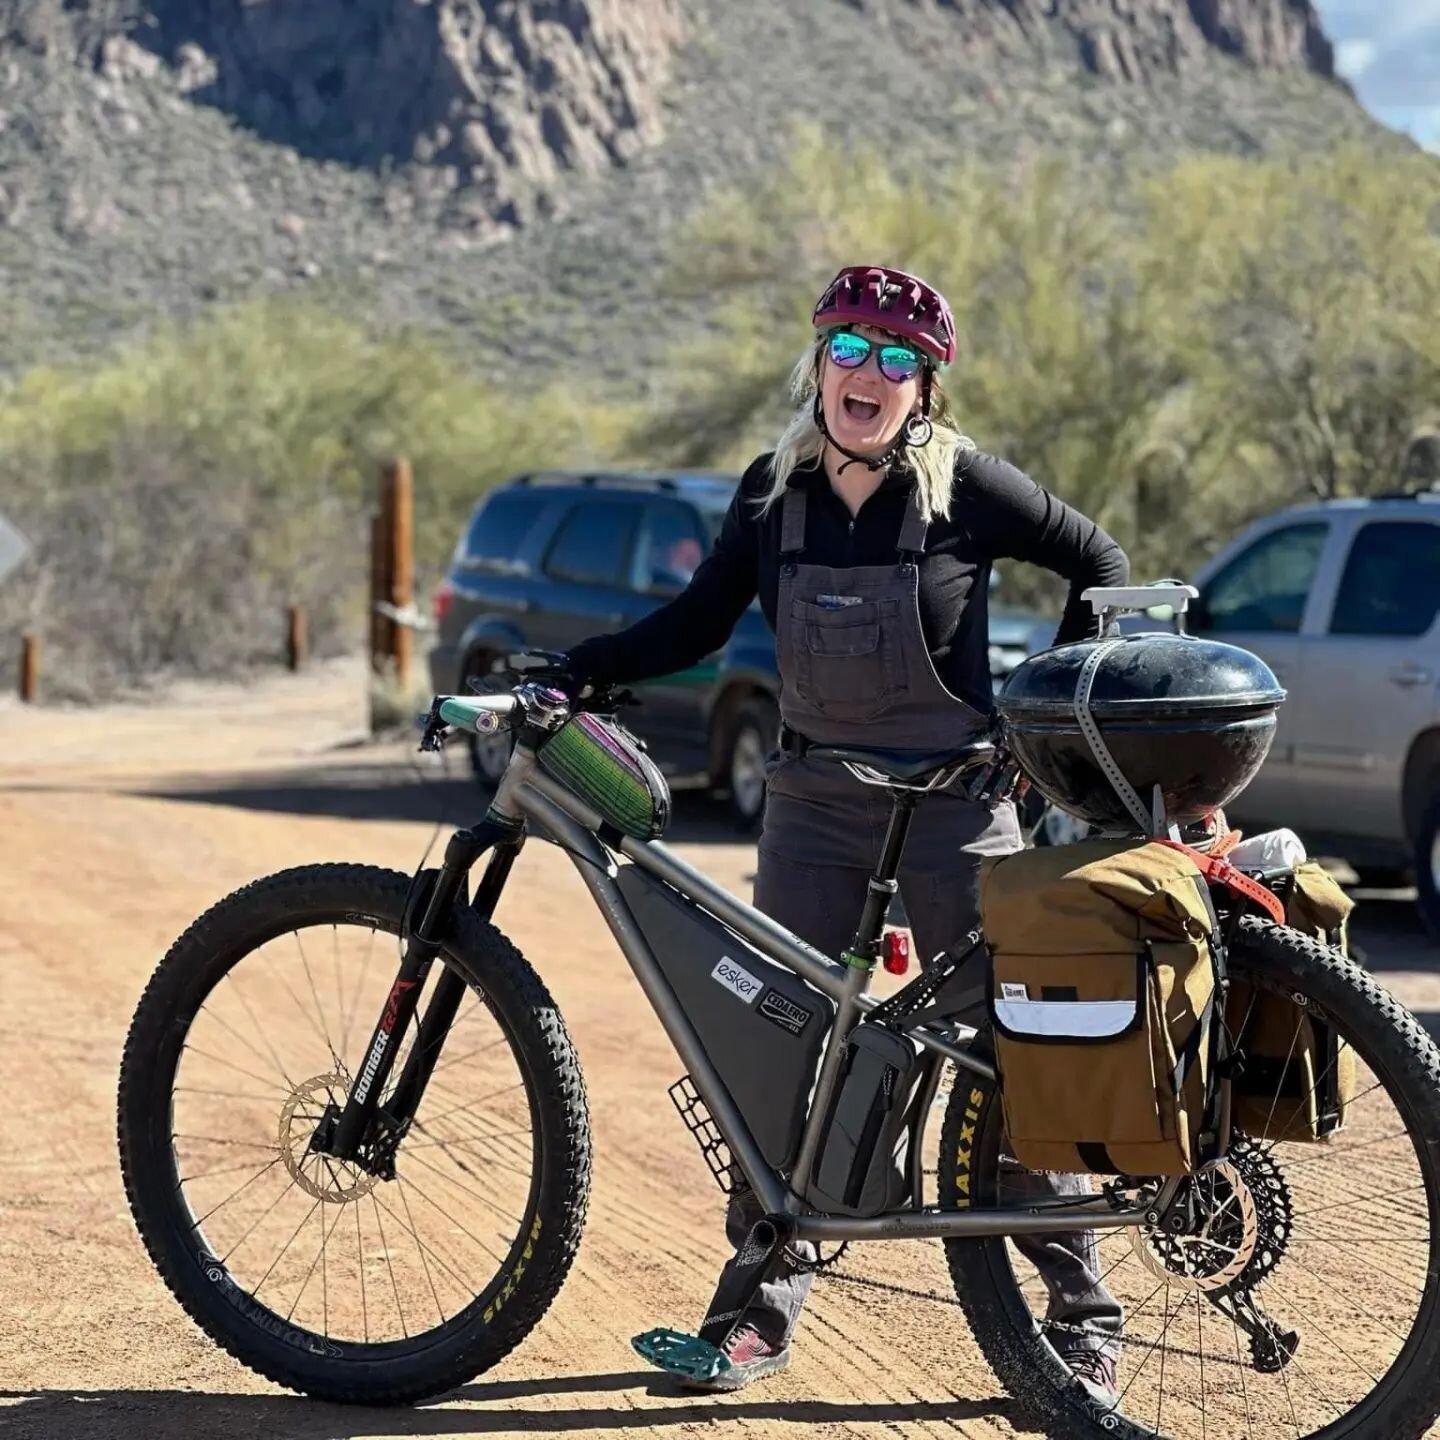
top-left (543, 502), bottom-right (636, 587)
top-left (1199, 522), bottom-right (1328, 635)
top-left (462, 490), bottom-right (545, 568)
top-left (633, 503), bottom-right (707, 595)
top-left (1330, 521), bottom-right (1440, 638)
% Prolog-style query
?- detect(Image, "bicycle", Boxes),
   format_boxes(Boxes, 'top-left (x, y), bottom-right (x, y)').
top-left (118, 661), bottom-right (1440, 1439)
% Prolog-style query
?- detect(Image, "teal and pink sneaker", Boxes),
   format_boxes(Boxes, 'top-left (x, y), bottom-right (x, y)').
top-left (682, 1324), bottom-right (791, 1393)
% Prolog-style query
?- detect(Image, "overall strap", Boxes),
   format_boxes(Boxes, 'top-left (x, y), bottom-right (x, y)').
top-left (779, 484), bottom-right (808, 557)
top-left (896, 485), bottom-right (928, 558)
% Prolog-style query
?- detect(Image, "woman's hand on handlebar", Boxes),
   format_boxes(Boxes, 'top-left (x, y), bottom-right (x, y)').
top-left (494, 652), bottom-right (636, 715)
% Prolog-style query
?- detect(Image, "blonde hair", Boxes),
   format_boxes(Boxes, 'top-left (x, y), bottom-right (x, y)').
top-left (762, 335), bottom-right (974, 523)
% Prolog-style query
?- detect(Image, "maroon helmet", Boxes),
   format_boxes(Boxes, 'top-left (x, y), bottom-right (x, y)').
top-left (812, 265), bottom-right (957, 366)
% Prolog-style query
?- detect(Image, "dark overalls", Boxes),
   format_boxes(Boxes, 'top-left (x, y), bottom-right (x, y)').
top-left (722, 482), bottom-right (1123, 1356)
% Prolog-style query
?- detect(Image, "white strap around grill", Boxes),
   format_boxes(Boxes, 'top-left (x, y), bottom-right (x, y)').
top-left (1074, 639), bottom-right (1154, 834)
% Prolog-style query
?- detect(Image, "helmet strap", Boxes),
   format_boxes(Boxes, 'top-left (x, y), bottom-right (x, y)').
top-left (812, 396), bottom-right (910, 475)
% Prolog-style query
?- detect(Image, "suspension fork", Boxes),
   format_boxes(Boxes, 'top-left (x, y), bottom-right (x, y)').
top-left (326, 811), bottom-right (524, 1163)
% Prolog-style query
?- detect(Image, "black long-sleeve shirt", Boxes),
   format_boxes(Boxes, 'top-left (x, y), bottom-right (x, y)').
top-left (568, 450), bottom-right (1129, 713)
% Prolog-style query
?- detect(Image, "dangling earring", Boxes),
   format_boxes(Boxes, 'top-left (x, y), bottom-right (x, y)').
top-left (904, 413), bottom-right (933, 447)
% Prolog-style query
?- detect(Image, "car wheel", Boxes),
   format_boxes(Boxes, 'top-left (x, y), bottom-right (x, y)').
top-left (1352, 864), bottom-right (1413, 890)
top-left (1417, 791), bottom-right (1440, 941)
top-left (1032, 802), bottom-right (1091, 848)
top-left (462, 652), bottom-right (513, 789)
top-left (468, 728), bottom-right (514, 788)
top-left (724, 698), bottom-right (778, 834)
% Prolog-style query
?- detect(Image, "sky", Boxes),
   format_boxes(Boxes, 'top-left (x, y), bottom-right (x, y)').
top-left (1312, 1), bottom-right (1440, 149)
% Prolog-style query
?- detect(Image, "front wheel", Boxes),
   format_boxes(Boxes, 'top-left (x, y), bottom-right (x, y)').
top-left (939, 916), bottom-right (1440, 1439)
top-left (118, 864), bottom-right (591, 1404)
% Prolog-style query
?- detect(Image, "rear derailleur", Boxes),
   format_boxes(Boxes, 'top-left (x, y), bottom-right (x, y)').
top-left (1112, 1138), bottom-right (1300, 1373)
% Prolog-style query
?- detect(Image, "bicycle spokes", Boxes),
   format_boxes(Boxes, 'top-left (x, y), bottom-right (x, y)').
top-left (1000, 1018), bottom-right (1430, 1436)
top-left (171, 919), bottom-right (536, 1345)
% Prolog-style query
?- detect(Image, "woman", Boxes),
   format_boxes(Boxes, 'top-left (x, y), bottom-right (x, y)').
top-left (566, 266), bottom-right (1127, 1399)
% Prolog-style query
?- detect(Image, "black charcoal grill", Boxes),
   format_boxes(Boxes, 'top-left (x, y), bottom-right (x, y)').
top-left (997, 585), bottom-right (1286, 833)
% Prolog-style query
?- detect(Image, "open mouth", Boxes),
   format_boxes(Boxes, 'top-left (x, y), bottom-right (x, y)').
top-left (842, 392), bottom-right (881, 423)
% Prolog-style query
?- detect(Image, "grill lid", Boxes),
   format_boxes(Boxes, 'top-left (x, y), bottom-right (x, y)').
top-left (999, 633), bottom-right (1285, 724)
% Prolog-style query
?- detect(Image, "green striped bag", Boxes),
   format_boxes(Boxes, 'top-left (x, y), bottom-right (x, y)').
top-left (537, 713), bottom-right (672, 841)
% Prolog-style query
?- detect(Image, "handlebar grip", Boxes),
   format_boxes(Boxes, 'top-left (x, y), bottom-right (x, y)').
top-left (437, 694), bottom-right (519, 733)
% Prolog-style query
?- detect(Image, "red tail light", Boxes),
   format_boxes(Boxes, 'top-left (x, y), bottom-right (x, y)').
top-left (882, 930), bottom-right (911, 976)
top-left (433, 578), bottom-right (455, 627)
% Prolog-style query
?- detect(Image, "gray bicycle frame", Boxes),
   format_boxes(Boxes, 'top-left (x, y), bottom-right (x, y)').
top-left (489, 738), bottom-right (1164, 1243)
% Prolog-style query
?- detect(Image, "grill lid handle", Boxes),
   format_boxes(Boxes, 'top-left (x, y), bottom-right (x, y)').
top-left (1082, 582), bottom-right (1199, 619)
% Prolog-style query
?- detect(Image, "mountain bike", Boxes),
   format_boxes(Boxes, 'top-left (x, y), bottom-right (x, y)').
top-left (118, 665), bottom-right (1440, 1439)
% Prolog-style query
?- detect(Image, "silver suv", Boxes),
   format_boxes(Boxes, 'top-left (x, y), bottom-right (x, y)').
top-left (1184, 490), bottom-right (1440, 936)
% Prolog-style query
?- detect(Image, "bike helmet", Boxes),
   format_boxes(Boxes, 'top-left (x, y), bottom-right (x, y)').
top-left (812, 265), bottom-right (957, 367)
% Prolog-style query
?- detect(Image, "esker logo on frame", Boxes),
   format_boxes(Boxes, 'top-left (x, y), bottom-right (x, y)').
top-left (711, 956), bottom-right (763, 1004)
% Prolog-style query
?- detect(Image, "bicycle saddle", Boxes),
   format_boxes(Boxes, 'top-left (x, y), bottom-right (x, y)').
top-left (807, 738), bottom-right (995, 785)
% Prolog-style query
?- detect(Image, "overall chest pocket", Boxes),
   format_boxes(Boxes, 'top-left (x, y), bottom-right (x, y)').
top-left (789, 597), bottom-right (908, 720)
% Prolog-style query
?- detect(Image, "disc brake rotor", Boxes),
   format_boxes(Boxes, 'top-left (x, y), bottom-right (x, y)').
top-left (1133, 1158), bottom-right (1259, 1291)
top-left (278, 1072), bottom-right (378, 1203)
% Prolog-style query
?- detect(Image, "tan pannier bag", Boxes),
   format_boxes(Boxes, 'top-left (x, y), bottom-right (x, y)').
top-left (1228, 861), bottom-right (1356, 1142)
top-left (1287, 861), bottom-right (1354, 951)
top-left (981, 840), bottom-right (1223, 1177)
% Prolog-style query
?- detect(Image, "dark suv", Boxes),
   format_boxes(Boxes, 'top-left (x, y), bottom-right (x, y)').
top-left (428, 470), bottom-right (781, 827)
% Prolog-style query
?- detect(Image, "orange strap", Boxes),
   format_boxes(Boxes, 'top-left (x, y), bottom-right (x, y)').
top-left (1156, 838), bottom-right (1286, 926)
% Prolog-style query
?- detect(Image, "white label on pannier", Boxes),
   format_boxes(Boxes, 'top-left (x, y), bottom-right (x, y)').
top-left (712, 957), bottom-right (763, 1005)
top-left (1001, 983), bottom-right (1029, 1001)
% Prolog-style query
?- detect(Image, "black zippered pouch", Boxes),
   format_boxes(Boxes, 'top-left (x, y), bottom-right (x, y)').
top-left (806, 1023), bottom-right (922, 1217)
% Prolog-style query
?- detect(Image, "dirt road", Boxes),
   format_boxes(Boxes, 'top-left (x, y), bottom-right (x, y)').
top-left (1, 661), bottom-right (1435, 1440)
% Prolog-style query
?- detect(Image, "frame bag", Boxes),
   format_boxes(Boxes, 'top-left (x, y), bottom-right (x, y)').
top-left (981, 839), bottom-right (1225, 1177)
top-left (614, 865), bottom-right (832, 1168)
top-left (1228, 860), bottom-right (1356, 1143)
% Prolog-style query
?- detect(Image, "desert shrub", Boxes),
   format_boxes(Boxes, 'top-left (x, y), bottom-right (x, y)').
top-left (0, 301), bottom-right (621, 696)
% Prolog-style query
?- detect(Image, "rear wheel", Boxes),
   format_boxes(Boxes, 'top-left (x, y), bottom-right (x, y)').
top-left (118, 864), bottom-right (590, 1404)
top-left (939, 916), bottom-right (1440, 1438)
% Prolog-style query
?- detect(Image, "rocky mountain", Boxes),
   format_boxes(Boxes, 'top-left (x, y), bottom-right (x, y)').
top-left (0, 0), bottom-right (1389, 384)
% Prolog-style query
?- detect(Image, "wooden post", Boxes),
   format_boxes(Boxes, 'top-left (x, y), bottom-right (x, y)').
top-left (384, 458), bottom-right (414, 690)
top-left (369, 511), bottom-right (387, 673)
top-left (286, 605), bottom-right (307, 672)
top-left (19, 634), bottom-right (38, 703)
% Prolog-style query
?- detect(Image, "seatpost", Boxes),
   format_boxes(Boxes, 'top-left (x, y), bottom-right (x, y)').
top-left (843, 791), bottom-right (918, 969)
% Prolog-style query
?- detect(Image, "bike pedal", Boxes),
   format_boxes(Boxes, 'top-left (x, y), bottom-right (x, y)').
top-left (632, 1327), bottom-right (731, 1382)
